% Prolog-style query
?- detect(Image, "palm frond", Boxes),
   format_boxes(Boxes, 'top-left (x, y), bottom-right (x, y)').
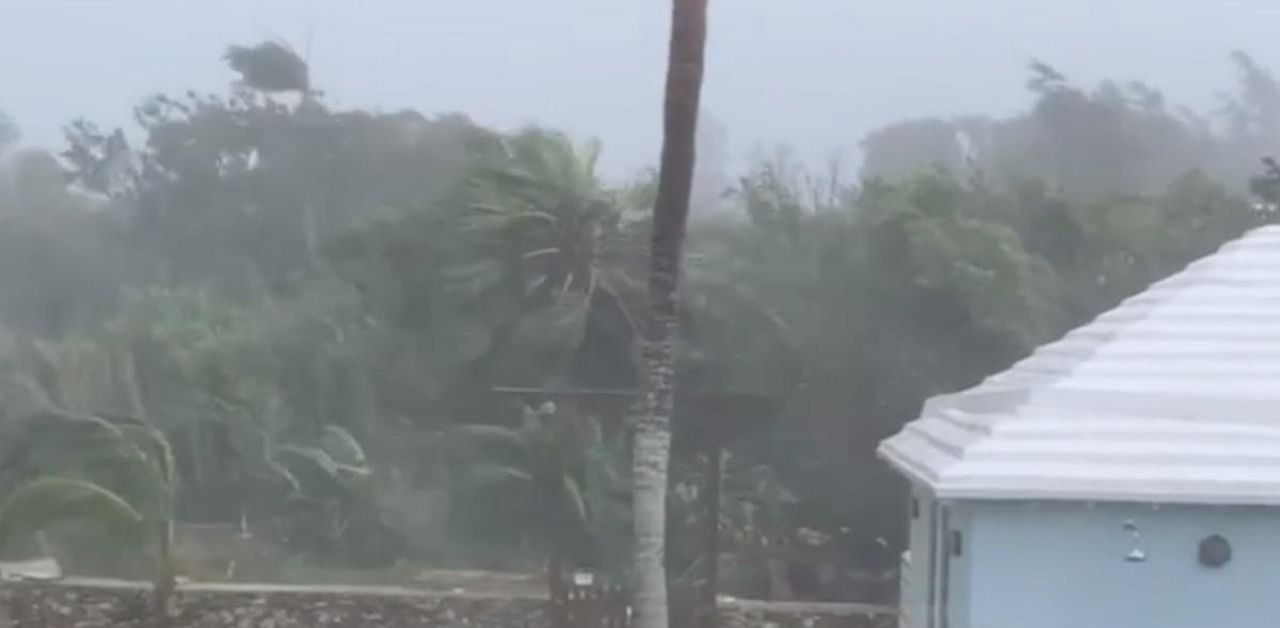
top-left (276, 445), bottom-right (339, 476)
top-left (562, 473), bottom-right (588, 525)
top-left (725, 464), bottom-right (797, 505)
top-left (0, 477), bottom-right (144, 550)
top-left (0, 374), bottom-right (60, 425)
top-left (276, 444), bottom-right (371, 493)
top-left (101, 415), bottom-right (178, 489)
top-left (510, 295), bottom-right (590, 361)
top-left (11, 412), bottom-right (125, 470)
top-left (264, 456), bottom-right (303, 495)
top-left (521, 247), bottom-right (562, 261)
top-left (321, 425), bottom-right (366, 467)
top-left (458, 463), bottom-right (534, 492)
top-left (577, 138), bottom-right (604, 185)
top-left (592, 268), bottom-right (648, 339)
top-left (471, 168), bottom-right (560, 211)
top-left (466, 202), bottom-right (521, 217)
top-left (440, 260), bottom-right (505, 297)
top-left (450, 424), bottom-right (528, 453)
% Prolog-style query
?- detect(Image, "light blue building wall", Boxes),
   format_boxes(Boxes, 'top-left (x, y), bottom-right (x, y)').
top-left (918, 498), bottom-right (1277, 628)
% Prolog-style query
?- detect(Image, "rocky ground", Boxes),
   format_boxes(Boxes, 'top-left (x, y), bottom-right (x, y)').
top-left (1, 578), bottom-right (894, 628)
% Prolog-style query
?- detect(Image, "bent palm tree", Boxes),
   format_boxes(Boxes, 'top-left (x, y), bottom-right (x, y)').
top-left (0, 408), bottom-right (178, 624)
top-left (267, 425), bottom-right (383, 563)
top-left (453, 128), bottom-right (648, 386)
top-left (451, 403), bottom-right (630, 572)
top-left (0, 477), bottom-right (144, 551)
top-left (634, 1), bottom-right (709, 628)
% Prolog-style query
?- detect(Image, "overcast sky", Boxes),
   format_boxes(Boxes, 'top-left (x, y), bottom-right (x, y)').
top-left (4, 0), bottom-right (1279, 178)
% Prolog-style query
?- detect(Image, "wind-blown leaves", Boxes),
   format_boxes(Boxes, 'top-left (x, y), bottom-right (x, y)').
top-left (451, 423), bottom-right (528, 453)
top-left (562, 474), bottom-right (588, 527)
top-left (6, 46), bottom-right (1280, 581)
top-left (449, 127), bottom-right (644, 389)
top-left (262, 426), bottom-right (389, 561)
top-left (450, 403), bottom-right (623, 567)
top-left (275, 444), bottom-right (371, 496)
top-left (0, 477), bottom-right (144, 550)
top-left (458, 463), bottom-right (534, 492)
top-left (321, 425), bottom-right (367, 467)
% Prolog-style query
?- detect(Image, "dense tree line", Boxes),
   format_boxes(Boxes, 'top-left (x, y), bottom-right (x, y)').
top-left (0, 46), bottom-right (1274, 601)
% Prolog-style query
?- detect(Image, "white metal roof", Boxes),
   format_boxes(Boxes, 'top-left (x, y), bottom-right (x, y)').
top-left (878, 224), bottom-right (1280, 505)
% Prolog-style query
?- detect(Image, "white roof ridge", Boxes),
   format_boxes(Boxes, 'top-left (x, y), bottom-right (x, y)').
top-left (880, 224), bottom-right (1280, 505)
top-left (981, 230), bottom-right (1248, 392)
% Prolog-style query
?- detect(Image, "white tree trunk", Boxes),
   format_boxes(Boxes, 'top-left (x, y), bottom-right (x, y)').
top-left (635, 1), bottom-right (708, 627)
top-left (633, 329), bottom-right (677, 628)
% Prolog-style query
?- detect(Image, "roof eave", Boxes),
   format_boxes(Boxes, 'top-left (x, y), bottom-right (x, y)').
top-left (929, 485), bottom-right (1280, 507)
top-left (876, 438), bottom-right (940, 491)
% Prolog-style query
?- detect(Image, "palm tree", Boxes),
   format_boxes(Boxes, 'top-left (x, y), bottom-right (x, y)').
top-left (634, 1), bottom-right (709, 628)
top-left (450, 403), bottom-right (630, 573)
top-left (268, 424), bottom-right (384, 564)
top-left (0, 336), bottom-right (180, 623)
top-left (454, 128), bottom-right (647, 387)
top-left (0, 408), bottom-right (178, 625)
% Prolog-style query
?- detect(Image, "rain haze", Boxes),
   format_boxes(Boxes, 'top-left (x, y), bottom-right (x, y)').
top-left (7, 1), bottom-right (1280, 627)
top-left (5, 0), bottom-right (1279, 176)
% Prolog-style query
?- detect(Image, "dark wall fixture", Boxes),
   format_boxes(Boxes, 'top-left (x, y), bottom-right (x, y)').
top-left (1198, 534), bottom-right (1232, 568)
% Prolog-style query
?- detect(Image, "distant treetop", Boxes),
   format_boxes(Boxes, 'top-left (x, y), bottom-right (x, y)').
top-left (223, 41), bottom-right (310, 93)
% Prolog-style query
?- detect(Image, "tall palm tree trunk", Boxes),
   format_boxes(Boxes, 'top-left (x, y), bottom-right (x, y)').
top-left (634, 1), bottom-right (708, 628)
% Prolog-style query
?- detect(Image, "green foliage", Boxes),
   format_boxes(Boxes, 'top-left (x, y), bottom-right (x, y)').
top-left (0, 391), bottom-right (177, 584)
top-left (0, 477), bottom-right (145, 553)
top-left (694, 152), bottom-right (1267, 548)
top-left (450, 402), bottom-right (630, 571)
top-left (270, 425), bottom-right (393, 566)
top-left (668, 452), bottom-right (796, 584)
top-left (0, 148), bottom-right (139, 337)
top-left (61, 82), bottom-right (490, 290)
top-left (456, 128), bottom-right (646, 389)
top-left (1250, 157), bottom-right (1280, 206)
top-left (2, 44), bottom-right (1278, 582)
top-left (861, 53), bottom-right (1280, 201)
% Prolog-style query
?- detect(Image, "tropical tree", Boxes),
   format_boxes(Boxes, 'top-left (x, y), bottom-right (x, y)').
top-left (0, 405), bottom-right (178, 623)
top-left (1250, 156), bottom-right (1280, 206)
top-left (454, 127), bottom-right (646, 391)
top-left (450, 403), bottom-right (630, 573)
top-left (666, 452), bottom-right (795, 595)
top-left (635, 1), bottom-right (709, 627)
top-left (8, 32), bottom-right (1280, 595)
top-left (268, 424), bottom-right (390, 566)
top-left (0, 148), bottom-right (140, 337)
top-left (61, 45), bottom-right (488, 292)
top-left (856, 56), bottom-right (1280, 200)
top-left (102, 281), bottom-right (393, 547)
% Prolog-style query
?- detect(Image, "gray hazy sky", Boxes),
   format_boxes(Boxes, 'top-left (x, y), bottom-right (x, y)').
top-left (4, 0), bottom-right (1279, 178)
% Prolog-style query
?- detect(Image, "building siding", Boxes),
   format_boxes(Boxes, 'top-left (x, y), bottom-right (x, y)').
top-left (960, 501), bottom-right (1280, 628)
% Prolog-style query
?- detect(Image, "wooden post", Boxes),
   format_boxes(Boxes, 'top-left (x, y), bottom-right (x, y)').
top-left (700, 446), bottom-right (722, 628)
top-left (550, 538), bottom-right (567, 628)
